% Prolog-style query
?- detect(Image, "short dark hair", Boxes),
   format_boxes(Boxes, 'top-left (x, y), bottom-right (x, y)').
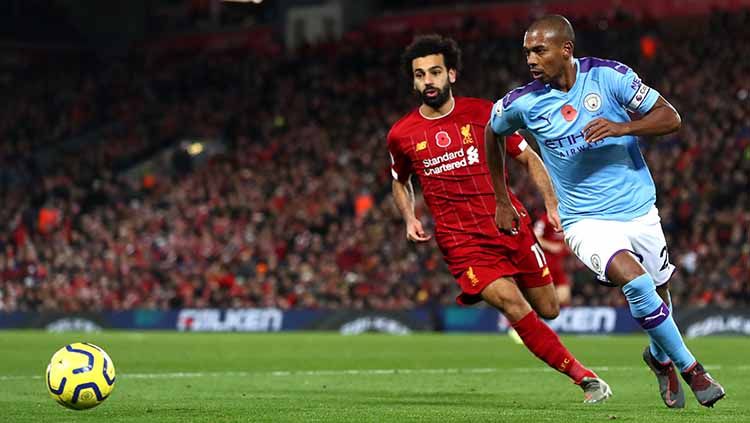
top-left (401, 34), bottom-right (462, 79)
top-left (528, 15), bottom-right (575, 44)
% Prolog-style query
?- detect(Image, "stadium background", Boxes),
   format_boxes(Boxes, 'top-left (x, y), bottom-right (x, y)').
top-left (1, 1), bottom-right (750, 421)
top-left (0, 0), bottom-right (748, 333)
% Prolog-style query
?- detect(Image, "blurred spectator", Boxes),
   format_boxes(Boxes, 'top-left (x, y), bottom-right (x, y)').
top-left (0, 9), bottom-right (748, 312)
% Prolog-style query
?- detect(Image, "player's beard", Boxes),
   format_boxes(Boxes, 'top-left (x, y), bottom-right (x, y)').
top-left (420, 82), bottom-right (452, 110)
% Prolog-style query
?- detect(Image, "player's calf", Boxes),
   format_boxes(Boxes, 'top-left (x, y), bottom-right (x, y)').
top-left (521, 284), bottom-right (560, 320)
top-left (480, 278), bottom-right (532, 322)
top-left (482, 279), bottom-right (612, 403)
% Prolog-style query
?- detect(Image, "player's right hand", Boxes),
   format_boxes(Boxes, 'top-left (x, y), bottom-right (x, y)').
top-left (406, 218), bottom-right (432, 243)
top-left (495, 203), bottom-right (521, 236)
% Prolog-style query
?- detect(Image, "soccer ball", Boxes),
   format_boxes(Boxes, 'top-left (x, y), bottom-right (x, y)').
top-left (46, 342), bottom-right (116, 410)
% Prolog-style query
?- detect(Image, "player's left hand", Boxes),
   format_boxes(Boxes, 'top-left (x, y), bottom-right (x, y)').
top-left (405, 217), bottom-right (432, 243)
top-left (583, 118), bottom-right (628, 143)
top-left (495, 202), bottom-right (521, 236)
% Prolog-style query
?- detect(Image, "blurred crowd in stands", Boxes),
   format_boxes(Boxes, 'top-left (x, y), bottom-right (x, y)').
top-left (0, 9), bottom-right (748, 312)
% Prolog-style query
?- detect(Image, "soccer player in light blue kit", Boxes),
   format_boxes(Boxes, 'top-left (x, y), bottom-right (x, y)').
top-left (486, 15), bottom-right (725, 408)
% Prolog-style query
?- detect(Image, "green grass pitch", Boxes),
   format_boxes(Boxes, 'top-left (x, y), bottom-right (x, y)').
top-left (0, 331), bottom-right (747, 422)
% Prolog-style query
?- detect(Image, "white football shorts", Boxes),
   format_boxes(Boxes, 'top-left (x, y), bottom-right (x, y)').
top-left (564, 206), bottom-right (676, 286)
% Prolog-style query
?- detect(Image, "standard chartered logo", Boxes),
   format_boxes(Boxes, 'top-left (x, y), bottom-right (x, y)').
top-left (423, 146), bottom-right (480, 175)
top-left (467, 145), bottom-right (479, 165)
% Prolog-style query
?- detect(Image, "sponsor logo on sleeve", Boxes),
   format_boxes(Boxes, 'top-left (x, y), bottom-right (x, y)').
top-left (627, 83), bottom-right (651, 111)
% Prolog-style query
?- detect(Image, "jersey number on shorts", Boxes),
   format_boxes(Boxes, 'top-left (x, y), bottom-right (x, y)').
top-left (659, 246), bottom-right (670, 271)
top-left (531, 244), bottom-right (547, 269)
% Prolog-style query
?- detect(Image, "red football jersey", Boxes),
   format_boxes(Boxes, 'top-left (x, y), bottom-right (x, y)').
top-left (387, 97), bottom-right (532, 275)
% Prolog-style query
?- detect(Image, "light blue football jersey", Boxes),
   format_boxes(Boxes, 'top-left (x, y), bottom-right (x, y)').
top-left (490, 57), bottom-right (661, 228)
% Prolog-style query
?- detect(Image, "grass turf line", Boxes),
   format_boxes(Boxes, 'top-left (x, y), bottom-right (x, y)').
top-left (0, 331), bottom-right (747, 422)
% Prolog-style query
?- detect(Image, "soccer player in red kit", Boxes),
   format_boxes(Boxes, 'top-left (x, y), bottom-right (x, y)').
top-left (534, 213), bottom-right (573, 306)
top-left (387, 35), bottom-right (611, 403)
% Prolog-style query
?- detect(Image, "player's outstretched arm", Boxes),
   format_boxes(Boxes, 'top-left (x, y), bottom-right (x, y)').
top-left (392, 178), bottom-right (431, 243)
top-left (584, 96), bottom-right (681, 143)
top-left (484, 123), bottom-right (520, 234)
top-left (513, 147), bottom-right (562, 232)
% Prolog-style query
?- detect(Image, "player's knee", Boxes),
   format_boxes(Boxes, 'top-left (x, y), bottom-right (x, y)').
top-left (537, 301), bottom-right (560, 320)
top-left (655, 283), bottom-right (671, 304)
top-left (481, 282), bottom-right (513, 308)
top-left (605, 251), bottom-right (647, 285)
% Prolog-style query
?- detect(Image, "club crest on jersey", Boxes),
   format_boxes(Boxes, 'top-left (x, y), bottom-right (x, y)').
top-left (467, 266), bottom-right (480, 287)
top-left (416, 140), bottom-right (427, 152)
top-left (584, 93), bottom-right (602, 112)
top-left (435, 131), bottom-right (452, 148)
top-left (591, 254), bottom-right (602, 273)
top-left (460, 125), bottom-right (474, 144)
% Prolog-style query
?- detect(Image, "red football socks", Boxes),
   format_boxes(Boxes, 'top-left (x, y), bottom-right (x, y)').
top-left (511, 310), bottom-right (596, 384)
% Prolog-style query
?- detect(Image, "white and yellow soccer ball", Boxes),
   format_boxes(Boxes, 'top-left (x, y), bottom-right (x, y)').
top-left (46, 342), bottom-right (116, 410)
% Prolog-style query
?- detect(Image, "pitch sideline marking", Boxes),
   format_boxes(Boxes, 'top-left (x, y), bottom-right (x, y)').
top-left (4, 364), bottom-right (746, 381)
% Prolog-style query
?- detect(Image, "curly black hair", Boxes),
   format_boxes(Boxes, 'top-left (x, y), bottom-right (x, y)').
top-left (400, 34), bottom-right (462, 80)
